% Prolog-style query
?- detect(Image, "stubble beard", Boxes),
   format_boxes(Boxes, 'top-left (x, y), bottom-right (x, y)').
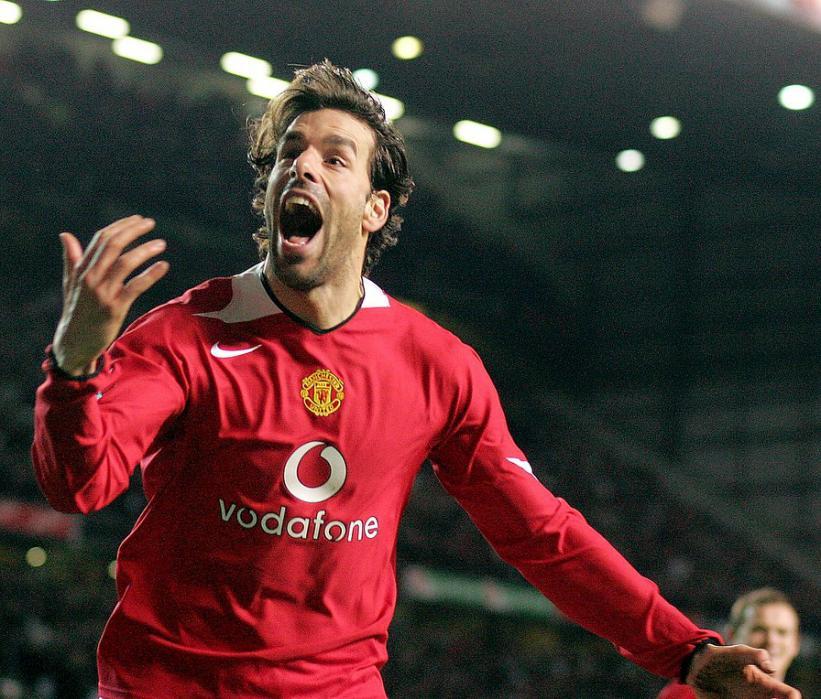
top-left (273, 251), bottom-right (327, 292)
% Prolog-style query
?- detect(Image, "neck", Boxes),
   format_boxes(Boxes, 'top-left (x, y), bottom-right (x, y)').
top-left (263, 258), bottom-right (363, 330)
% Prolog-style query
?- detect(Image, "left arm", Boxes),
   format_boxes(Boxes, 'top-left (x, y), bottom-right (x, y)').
top-left (430, 346), bottom-right (716, 678)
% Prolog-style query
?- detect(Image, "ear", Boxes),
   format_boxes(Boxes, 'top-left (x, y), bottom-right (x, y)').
top-left (362, 190), bottom-right (390, 234)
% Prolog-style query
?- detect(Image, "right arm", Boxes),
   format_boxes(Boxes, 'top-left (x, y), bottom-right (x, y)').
top-left (32, 216), bottom-right (183, 514)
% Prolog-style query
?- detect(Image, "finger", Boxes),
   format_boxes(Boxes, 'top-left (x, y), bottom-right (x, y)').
top-left (104, 238), bottom-right (167, 289)
top-left (735, 645), bottom-right (774, 674)
top-left (77, 215), bottom-right (153, 278)
top-left (85, 216), bottom-right (156, 278)
top-left (742, 665), bottom-right (801, 698)
top-left (59, 232), bottom-right (84, 299)
top-left (120, 260), bottom-right (170, 304)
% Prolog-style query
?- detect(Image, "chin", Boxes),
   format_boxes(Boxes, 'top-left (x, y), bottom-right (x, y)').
top-left (274, 258), bottom-right (323, 292)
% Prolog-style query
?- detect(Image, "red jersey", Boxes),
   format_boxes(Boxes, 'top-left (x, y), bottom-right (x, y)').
top-left (658, 680), bottom-right (697, 698)
top-left (33, 264), bottom-right (718, 697)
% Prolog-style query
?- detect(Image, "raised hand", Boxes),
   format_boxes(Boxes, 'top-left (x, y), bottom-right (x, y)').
top-left (688, 644), bottom-right (801, 698)
top-left (52, 215), bottom-right (169, 376)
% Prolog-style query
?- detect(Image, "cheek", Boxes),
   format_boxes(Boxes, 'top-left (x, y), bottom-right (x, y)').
top-left (263, 171), bottom-right (283, 218)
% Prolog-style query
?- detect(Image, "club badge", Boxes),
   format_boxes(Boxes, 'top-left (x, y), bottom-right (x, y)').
top-left (301, 369), bottom-right (344, 416)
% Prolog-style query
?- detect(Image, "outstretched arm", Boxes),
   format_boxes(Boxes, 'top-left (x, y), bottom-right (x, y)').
top-left (33, 216), bottom-right (184, 514)
top-left (687, 644), bottom-right (801, 698)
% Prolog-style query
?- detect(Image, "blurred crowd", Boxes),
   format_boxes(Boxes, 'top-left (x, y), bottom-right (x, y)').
top-left (0, 39), bottom-right (816, 698)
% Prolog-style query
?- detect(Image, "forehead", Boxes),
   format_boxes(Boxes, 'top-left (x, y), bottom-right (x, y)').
top-left (742, 603), bottom-right (799, 630)
top-left (282, 108), bottom-right (376, 154)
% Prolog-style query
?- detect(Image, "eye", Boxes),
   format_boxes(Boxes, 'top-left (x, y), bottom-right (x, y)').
top-left (277, 145), bottom-right (301, 162)
top-left (326, 155), bottom-right (346, 167)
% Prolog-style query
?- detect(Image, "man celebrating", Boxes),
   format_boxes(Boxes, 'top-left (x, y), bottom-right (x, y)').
top-left (33, 61), bottom-right (800, 698)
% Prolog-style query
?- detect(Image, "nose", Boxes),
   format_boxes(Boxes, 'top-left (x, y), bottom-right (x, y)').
top-left (289, 149), bottom-right (319, 183)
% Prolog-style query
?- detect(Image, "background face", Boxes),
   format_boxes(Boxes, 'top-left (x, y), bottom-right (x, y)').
top-left (735, 603), bottom-right (801, 679)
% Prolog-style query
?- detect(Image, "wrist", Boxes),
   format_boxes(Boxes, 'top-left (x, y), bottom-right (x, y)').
top-left (47, 347), bottom-right (103, 381)
top-left (681, 638), bottom-right (721, 684)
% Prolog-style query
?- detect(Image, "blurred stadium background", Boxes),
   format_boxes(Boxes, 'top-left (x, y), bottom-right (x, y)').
top-left (0, 0), bottom-right (818, 696)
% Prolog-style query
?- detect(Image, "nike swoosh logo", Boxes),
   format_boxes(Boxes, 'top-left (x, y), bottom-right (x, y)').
top-left (506, 457), bottom-right (533, 474)
top-left (210, 342), bottom-right (262, 359)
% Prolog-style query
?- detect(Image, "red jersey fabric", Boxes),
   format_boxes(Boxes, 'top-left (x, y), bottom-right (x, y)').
top-left (33, 264), bottom-right (719, 698)
top-left (658, 680), bottom-right (697, 698)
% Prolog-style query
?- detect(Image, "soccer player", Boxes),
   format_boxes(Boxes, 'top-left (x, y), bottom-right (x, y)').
top-left (33, 61), bottom-right (801, 698)
top-left (658, 589), bottom-right (802, 698)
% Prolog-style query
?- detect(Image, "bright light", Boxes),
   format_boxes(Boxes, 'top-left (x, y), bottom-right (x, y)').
top-left (108, 560), bottom-right (117, 579)
top-left (392, 35), bottom-right (423, 60)
top-left (112, 36), bottom-right (163, 65)
top-left (616, 149), bottom-right (645, 172)
top-left (247, 75), bottom-right (289, 99)
top-left (0, 1), bottom-right (22, 24)
top-left (353, 68), bottom-right (379, 90)
top-left (26, 546), bottom-right (47, 568)
top-left (220, 52), bottom-right (272, 79)
top-left (375, 92), bottom-right (405, 121)
top-left (650, 115), bottom-right (681, 139)
top-left (453, 120), bottom-right (502, 149)
top-left (76, 9), bottom-right (129, 38)
top-left (778, 84), bottom-right (815, 111)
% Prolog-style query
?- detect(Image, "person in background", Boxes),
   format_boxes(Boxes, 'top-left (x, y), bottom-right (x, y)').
top-left (658, 588), bottom-right (801, 698)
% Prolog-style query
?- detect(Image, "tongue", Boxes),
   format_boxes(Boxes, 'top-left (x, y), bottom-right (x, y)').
top-left (285, 235), bottom-right (312, 246)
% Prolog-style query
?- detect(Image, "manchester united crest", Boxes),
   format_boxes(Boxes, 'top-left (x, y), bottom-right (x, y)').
top-left (301, 369), bottom-right (344, 416)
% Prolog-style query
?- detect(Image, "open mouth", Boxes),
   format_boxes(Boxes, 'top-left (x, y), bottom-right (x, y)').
top-left (279, 195), bottom-right (323, 246)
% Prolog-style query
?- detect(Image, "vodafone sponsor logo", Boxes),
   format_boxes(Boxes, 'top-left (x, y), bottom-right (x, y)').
top-left (283, 441), bottom-right (346, 503)
top-left (219, 500), bottom-right (378, 542)
top-left (218, 440), bottom-right (379, 542)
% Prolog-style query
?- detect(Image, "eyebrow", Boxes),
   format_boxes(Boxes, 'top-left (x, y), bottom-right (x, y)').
top-left (277, 132), bottom-right (359, 156)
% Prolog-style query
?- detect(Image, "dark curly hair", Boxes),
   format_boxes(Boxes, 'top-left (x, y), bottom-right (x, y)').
top-left (247, 60), bottom-right (414, 275)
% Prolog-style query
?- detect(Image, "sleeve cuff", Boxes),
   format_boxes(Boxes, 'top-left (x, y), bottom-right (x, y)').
top-left (679, 637), bottom-right (722, 683)
top-left (45, 346), bottom-right (105, 382)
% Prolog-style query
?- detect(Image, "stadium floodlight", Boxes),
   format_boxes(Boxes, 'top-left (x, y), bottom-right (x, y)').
top-left (247, 75), bottom-right (289, 99)
top-left (391, 35), bottom-right (423, 60)
top-left (220, 52), bottom-right (272, 79)
top-left (649, 115), bottom-right (682, 139)
top-left (453, 120), bottom-right (502, 149)
top-left (615, 149), bottom-right (645, 172)
top-left (778, 84), bottom-right (815, 111)
top-left (76, 9), bottom-right (129, 38)
top-left (0, 1), bottom-right (22, 25)
top-left (112, 36), bottom-right (163, 65)
top-left (353, 68), bottom-right (379, 90)
top-left (374, 92), bottom-right (405, 121)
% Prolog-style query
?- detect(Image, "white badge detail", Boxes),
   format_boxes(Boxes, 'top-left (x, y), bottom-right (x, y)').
top-left (283, 441), bottom-right (347, 503)
top-left (210, 342), bottom-right (262, 358)
top-left (506, 457), bottom-right (534, 475)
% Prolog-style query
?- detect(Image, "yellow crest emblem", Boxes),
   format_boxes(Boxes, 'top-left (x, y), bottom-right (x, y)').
top-left (301, 369), bottom-right (344, 416)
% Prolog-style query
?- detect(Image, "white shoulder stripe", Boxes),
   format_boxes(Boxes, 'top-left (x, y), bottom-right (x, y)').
top-left (194, 263), bottom-right (282, 324)
top-left (194, 264), bottom-right (390, 323)
top-left (362, 277), bottom-right (390, 308)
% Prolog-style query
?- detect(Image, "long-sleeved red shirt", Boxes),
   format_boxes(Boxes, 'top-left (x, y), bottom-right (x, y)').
top-left (33, 264), bottom-right (719, 697)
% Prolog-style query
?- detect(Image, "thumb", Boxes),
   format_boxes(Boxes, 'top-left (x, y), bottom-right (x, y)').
top-left (59, 232), bottom-right (83, 299)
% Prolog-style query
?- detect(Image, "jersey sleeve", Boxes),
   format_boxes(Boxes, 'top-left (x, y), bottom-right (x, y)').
top-left (657, 681), bottom-right (698, 698)
top-left (32, 307), bottom-right (189, 514)
top-left (429, 345), bottom-right (721, 679)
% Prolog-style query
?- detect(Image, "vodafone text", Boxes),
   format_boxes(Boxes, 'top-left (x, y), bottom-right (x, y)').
top-left (217, 441), bottom-right (378, 542)
top-left (219, 500), bottom-right (379, 542)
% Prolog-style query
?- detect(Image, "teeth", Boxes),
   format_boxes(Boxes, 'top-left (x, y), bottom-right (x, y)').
top-left (284, 196), bottom-right (317, 214)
